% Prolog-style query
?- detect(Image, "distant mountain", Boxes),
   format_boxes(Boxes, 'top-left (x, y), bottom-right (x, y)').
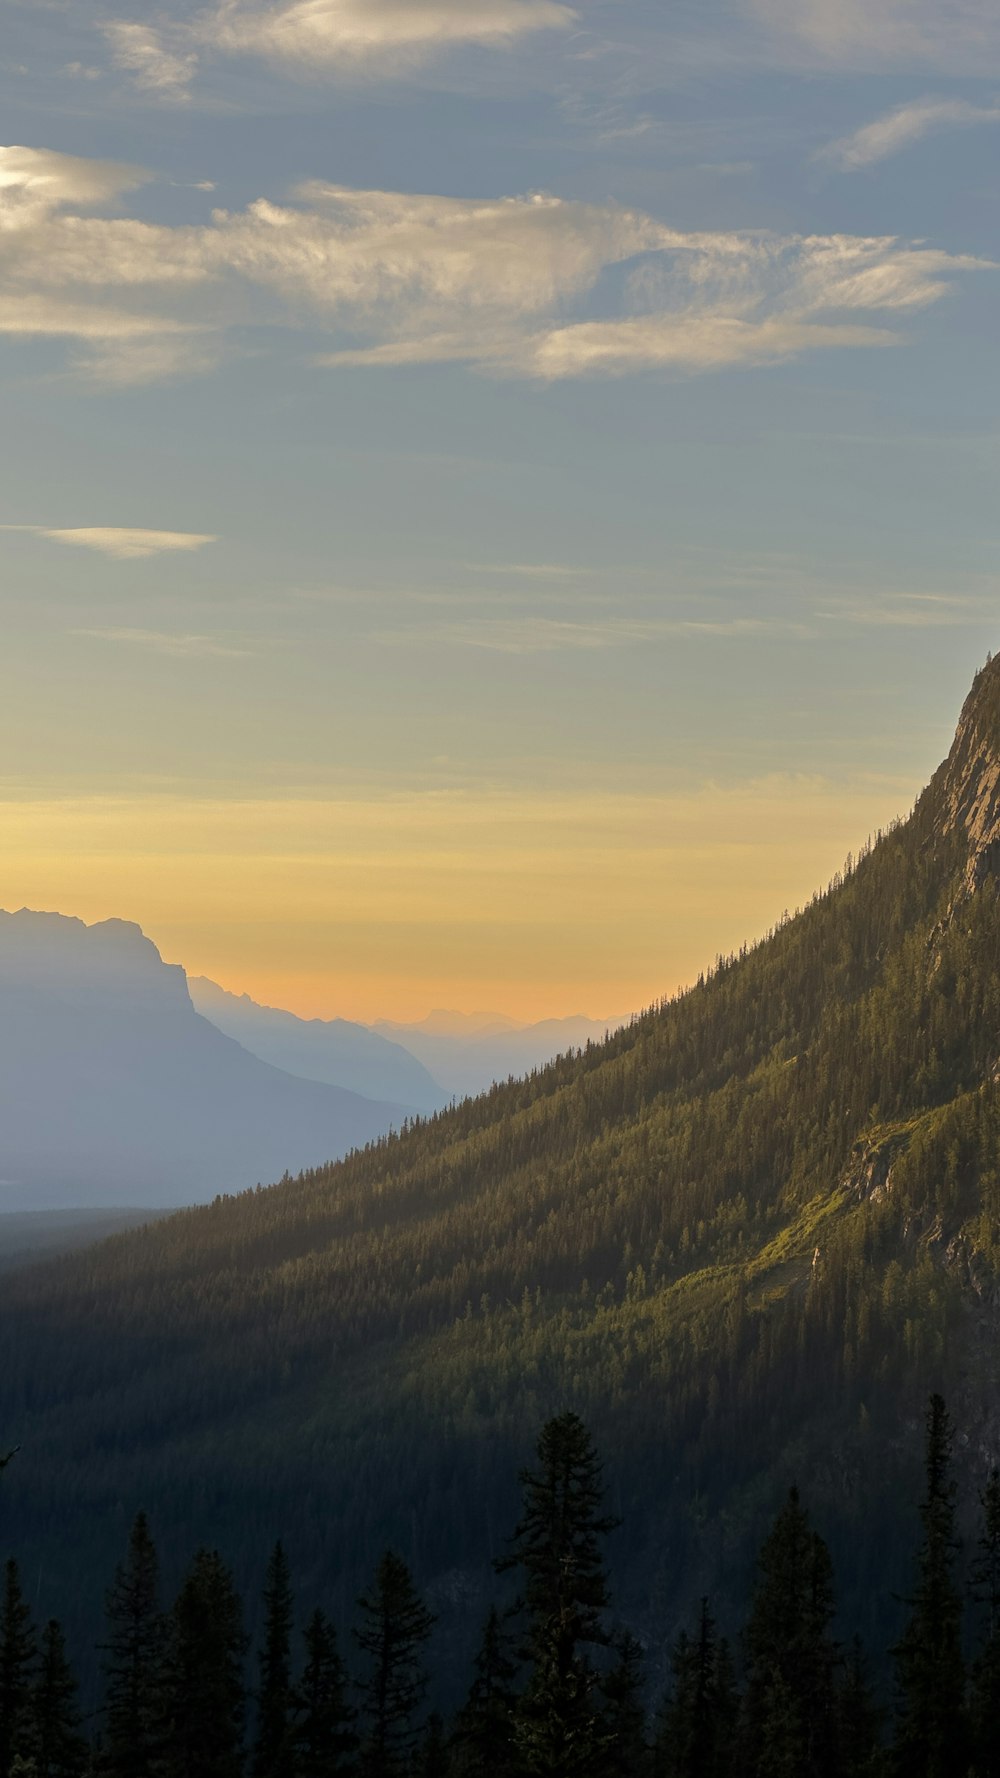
top-left (189, 978), bottom-right (445, 1113)
top-left (0, 911), bottom-right (410, 1211)
top-left (372, 1011), bottom-right (626, 1098)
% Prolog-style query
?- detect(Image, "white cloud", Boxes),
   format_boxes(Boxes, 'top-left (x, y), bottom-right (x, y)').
top-left (377, 615), bottom-right (793, 652)
top-left (32, 527), bottom-right (217, 559)
top-left (823, 97), bottom-right (1000, 170)
top-left (0, 145), bottom-right (149, 228)
top-left (748, 0), bottom-right (1000, 72)
top-left (0, 148), bottom-right (988, 385)
top-left (75, 628), bottom-right (247, 656)
top-left (102, 21), bottom-right (199, 100)
top-left (203, 0), bottom-right (575, 69)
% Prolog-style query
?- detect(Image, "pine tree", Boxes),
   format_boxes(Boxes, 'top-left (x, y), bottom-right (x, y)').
top-left (740, 1489), bottom-right (840, 1778)
top-left (655, 1600), bottom-right (735, 1778)
top-left (415, 1714), bottom-right (449, 1778)
top-left (0, 1560), bottom-right (37, 1778)
top-left (252, 1543), bottom-right (295, 1778)
top-left (33, 1623), bottom-right (86, 1778)
top-left (161, 1548), bottom-right (248, 1778)
top-left (601, 1631), bottom-right (649, 1777)
top-left (970, 1467), bottom-right (1000, 1778)
top-left (892, 1395), bottom-right (968, 1778)
top-left (290, 1609), bottom-right (357, 1778)
top-left (498, 1411), bottom-right (618, 1778)
top-left (98, 1512), bottom-right (164, 1778)
top-left (835, 1637), bottom-right (880, 1778)
top-left (354, 1550), bottom-right (435, 1778)
top-left (450, 1607), bottom-right (518, 1778)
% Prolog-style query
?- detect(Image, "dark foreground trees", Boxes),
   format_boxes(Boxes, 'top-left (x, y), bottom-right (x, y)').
top-left (5, 1398), bottom-right (1000, 1778)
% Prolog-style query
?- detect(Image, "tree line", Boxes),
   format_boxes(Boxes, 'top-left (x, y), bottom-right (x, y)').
top-left (2, 1395), bottom-right (1000, 1778)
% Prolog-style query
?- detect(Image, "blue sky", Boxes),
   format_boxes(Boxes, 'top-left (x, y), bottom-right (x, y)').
top-left (0, 0), bottom-right (997, 1019)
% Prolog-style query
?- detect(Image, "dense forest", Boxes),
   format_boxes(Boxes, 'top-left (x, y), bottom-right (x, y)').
top-left (4, 657), bottom-right (1000, 1699)
top-left (1, 1400), bottom-right (996, 1777)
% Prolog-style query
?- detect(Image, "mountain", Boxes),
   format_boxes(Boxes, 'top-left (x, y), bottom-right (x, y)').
top-left (189, 977), bottom-right (445, 1112)
top-left (0, 911), bottom-right (410, 1210)
top-left (372, 1010), bottom-right (627, 1098)
top-left (6, 657), bottom-right (1000, 1685)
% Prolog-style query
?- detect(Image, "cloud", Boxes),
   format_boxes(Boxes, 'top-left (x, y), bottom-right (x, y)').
top-left (0, 148), bottom-right (989, 385)
top-left (4, 526), bottom-right (219, 559)
top-left (0, 145), bottom-right (149, 228)
top-left (75, 627), bottom-right (247, 656)
top-left (822, 97), bottom-right (1000, 170)
top-left (747, 0), bottom-right (1000, 72)
top-left (204, 0), bottom-right (575, 68)
top-left (376, 615), bottom-right (787, 652)
top-left (102, 21), bottom-right (199, 100)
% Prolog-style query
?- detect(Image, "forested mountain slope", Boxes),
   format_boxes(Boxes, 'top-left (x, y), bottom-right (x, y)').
top-left (5, 657), bottom-right (1000, 1689)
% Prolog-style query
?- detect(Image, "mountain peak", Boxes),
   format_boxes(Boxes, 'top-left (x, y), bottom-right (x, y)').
top-left (936, 652), bottom-right (1000, 891)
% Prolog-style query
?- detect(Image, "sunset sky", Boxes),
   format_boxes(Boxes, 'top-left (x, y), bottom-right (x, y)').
top-left (1, 0), bottom-right (997, 1021)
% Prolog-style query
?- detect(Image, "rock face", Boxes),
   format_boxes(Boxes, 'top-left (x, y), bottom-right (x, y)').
top-left (935, 655), bottom-right (1000, 892)
top-left (0, 909), bottom-right (410, 1211)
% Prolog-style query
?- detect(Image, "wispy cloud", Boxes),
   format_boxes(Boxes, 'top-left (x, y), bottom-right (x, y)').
top-left (823, 96), bottom-right (1000, 170)
top-left (75, 627), bottom-right (248, 656)
top-left (100, 0), bottom-right (575, 99)
top-left (376, 615), bottom-right (786, 653)
top-left (0, 146), bottom-right (990, 385)
top-left (2, 525), bottom-right (218, 559)
top-left (102, 21), bottom-right (199, 100)
top-left (748, 0), bottom-right (1000, 73)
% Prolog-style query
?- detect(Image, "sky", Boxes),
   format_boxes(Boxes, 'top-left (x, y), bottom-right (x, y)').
top-left (0, 0), bottom-right (997, 1022)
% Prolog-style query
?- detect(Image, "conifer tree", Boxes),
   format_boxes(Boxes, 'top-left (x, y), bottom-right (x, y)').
top-left (290, 1609), bottom-right (357, 1778)
top-left (354, 1550), bottom-right (435, 1778)
top-left (601, 1631), bottom-right (649, 1777)
top-left (499, 1411), bottom-right (618, 1778)
top-left (0, 1560), bottom-right (37, 1778)
top-left (99, 1512), bottom-right (164, 1778)
top-left (252, 1543), bottom-right (295, 1778)
top-left (161, 1548), bottom-right (248, 1778)
top-left (415, 1713), bottom-right (449, 1778)
top-left (835, 1637), bottom-right (880, 1778)
top-left (33, 1622), bottom-right (86, 1778)
top-left (970, 1467), bottom-right (1000, 1778)
top-left (450, 1607), bottom-right (518, 1778)
top-left (655, 1600), bottom-right (735, 1778)
top-left (740, 1489), bottom-right (840, 1778)
top-left (892, 1394), bottom-right (967, 1778)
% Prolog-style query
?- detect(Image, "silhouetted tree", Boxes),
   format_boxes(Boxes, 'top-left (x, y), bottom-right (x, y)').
top-left (291, 1609), bottom-right (357, 1778)
top-left (601, 1630), bottom-right (649, 1777)
top-left (0, 1560), bottom-right (36, 1778)
top-left (99, 1512), bottom-right (164, 1778)
top-left (33, 1622), bottom-right (86, 1778)
top-left (252, 1543), bottom-right (295, 1778)
top-left (835, 1637), bottom-right (880, 1778)
top-left (892, 1395), bottom-right (967, 1778)
top-left (655, 1600), bottom-right (735, 1778)
top-left (741, 1489), bottom-right (840, 1778)
top-left (354, 1550), bottom-right (435, 1778)
top-left (162, 1548), bottom-right (247, 1778)
top-left (450, 1607), bottom-right (518, 1778)
top-left (499, 1412), bottom-right (618, 1778)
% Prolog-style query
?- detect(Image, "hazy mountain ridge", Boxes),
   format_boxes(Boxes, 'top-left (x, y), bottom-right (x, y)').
top-left (5, 657), bottom-right (1000, 1679)
top-left (189, 977), bottom-right (446, 1113)
top-left (0, 911), bottom-right (411, 1211)
top-left (371, 1011), bottom-right (627, 1099)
